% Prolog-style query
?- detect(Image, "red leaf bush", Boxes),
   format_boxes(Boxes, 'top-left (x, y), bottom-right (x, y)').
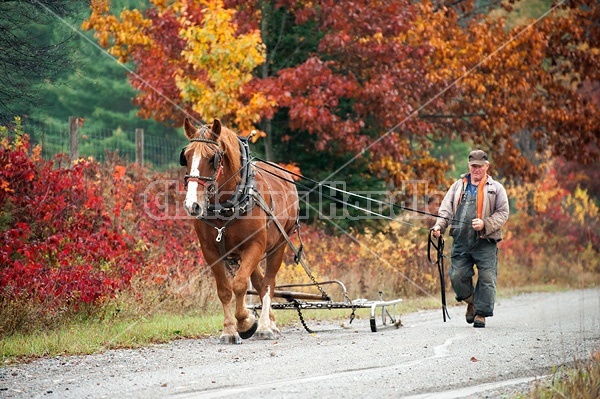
top-left (0, 126), bottom-right (213, 335)
top-left (1, 130), bottom-right (141, 320)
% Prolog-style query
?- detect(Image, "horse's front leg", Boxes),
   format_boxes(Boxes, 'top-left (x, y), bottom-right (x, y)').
top-left (258, 244), bottom-right (287, 338)
top-left (211, 262), bottom-right (242, 344)
top-left (231, 246), bottom-right (263, 339)
top-left (250, 268), bottom-right (279, 337)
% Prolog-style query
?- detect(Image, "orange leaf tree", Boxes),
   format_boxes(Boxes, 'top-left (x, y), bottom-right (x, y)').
top-left (410, 0), bottom-right (599, 181)
top-left (236, 0), bottom-right (599, 185)
top-left (84, 0), bottom-right (599, 187)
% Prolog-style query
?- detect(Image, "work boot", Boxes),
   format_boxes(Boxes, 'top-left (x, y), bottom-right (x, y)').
top-left (473, 315), bottom-right (486, 328)
top-left (464, 294), bottom-right (475, 324)
top-left (465, 303), bottom-right (475, 324)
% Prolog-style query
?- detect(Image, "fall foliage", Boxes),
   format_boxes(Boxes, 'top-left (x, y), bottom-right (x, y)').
top-left (2, 0), bottom-right (599, 340)
top-left (421, 0), bottom-right (600, 181)
top-left (83, 0), bottom-right (271, 136)
top-left (83, 0), bottom-right (598, 188)
top-left (0, 122), bottom-right (140, 311)
top-left (2, 128), bottom-right (598, 331)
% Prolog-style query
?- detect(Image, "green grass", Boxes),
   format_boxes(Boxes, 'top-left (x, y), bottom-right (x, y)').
top-left (0, 284), bottom-right (588, 364)
top-left (0, 312), bottom-right (221, 363)
top-left (0, 295), bottom-right (439, 363)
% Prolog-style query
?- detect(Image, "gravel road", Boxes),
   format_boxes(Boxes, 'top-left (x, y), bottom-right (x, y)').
top-left (2, 289), bottom-right (599, 399)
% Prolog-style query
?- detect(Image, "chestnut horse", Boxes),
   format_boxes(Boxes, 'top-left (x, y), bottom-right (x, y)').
top-left (181, 118), bottom-right (299, 343)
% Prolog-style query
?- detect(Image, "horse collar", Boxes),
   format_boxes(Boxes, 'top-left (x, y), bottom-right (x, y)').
top-left (198, 136), bottom-right (256, 261)
top-left (203, 136), bottom-right (256, 220)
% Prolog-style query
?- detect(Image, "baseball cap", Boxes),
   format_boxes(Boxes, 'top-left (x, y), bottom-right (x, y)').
top-left (468, 150), bottom-right (489, 166)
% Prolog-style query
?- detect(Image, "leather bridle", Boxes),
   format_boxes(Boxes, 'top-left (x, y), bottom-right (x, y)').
top-left (182, 137), bottom-right (224, 196)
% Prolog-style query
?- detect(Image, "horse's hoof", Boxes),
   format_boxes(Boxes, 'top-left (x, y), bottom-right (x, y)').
top-left (270, 323), bottom-right (281, 335)
top-left (219, 334), bottom-right (242, 344)
top-left (255, 330), bottom-right (276, 340)
top-left (238, 320), bottom-right (258, 340)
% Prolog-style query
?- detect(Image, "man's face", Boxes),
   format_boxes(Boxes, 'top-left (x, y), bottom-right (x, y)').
top-left (469, 163), bottom-right (489, 183)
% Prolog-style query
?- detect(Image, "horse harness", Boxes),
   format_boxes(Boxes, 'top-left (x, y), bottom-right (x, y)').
top-left (180, 135), bottom-right (334, 303)
top-left (182, 134), bottom-right (368, 330)
top-left (181, 135), bottom-right (284, 266)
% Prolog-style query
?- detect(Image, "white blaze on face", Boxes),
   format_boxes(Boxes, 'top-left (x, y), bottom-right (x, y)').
top-left (184, 150), bottom-right (202, 213)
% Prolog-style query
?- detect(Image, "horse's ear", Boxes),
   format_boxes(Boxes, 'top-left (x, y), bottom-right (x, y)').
top-left (211, 119), bottom-right (221, 137)
top-left (183, 117), bottom-right (195, 139)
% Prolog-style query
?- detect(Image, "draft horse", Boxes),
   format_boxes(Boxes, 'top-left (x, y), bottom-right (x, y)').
top-left (181, 118), bottom-right (299, 344)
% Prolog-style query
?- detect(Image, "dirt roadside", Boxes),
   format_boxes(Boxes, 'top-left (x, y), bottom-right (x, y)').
top-left (1, 289), bottom-right (599, 399)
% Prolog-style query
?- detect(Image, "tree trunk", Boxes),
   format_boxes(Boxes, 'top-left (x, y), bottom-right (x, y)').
top-left (264, 119), bottom-right (274, 161)
top-left (260, 0), bottom-right (274, 162)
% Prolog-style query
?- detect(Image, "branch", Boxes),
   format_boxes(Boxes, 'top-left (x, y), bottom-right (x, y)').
top-left (418, 113), bottom-right (487, 120)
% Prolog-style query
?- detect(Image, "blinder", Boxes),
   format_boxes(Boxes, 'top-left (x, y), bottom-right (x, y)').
top-left (212, 152), bottom-right (221, 168)
top-left (179, 147), bottom-right (188, 167)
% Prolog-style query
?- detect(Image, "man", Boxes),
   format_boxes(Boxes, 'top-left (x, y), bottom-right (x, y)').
top-left (431, 150), bottom-right (509, 328)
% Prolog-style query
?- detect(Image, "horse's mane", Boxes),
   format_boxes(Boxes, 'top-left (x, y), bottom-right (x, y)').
top-left (187, 124), bottom-right (242, 184)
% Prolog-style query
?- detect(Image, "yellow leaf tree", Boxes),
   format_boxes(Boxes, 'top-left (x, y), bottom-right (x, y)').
top-left (83, 0), bottom-right (272, 135)
top-left (176, 0), bottom-right (273, 135)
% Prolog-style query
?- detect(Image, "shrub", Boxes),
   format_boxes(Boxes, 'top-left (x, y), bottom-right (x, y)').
top-left (0, 121), bottom-right (141, 333)
top-left (500, 160), bottom-right (599, 287)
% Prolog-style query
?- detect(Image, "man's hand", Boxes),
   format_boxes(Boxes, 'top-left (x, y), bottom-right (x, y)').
top-left (472, 218), bottom-right (485, 231)
top-left (431, 225), bottom-right (441, 238)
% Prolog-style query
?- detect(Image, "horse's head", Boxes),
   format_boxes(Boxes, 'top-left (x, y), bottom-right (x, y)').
top-left (181, 118), bottom-right (225, 218)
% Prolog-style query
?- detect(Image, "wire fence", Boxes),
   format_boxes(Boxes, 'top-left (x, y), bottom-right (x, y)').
top-left (21, 117), bottom-right (184, 169)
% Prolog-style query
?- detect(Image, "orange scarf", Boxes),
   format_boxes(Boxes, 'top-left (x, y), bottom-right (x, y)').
top-left (476, 174), bottom-right (487, 219)
top-left (460, 174), bottom-right (487, 218)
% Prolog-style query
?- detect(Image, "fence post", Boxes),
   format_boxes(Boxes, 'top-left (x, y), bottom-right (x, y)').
top-left (136, 128), bottom-right (144, 167)
top-left (69, 116), bottom-right (78, 163)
